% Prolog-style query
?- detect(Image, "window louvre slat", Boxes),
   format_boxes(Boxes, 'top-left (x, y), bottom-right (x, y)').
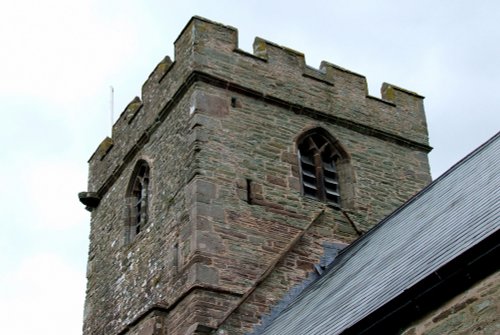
top-left (303, 181), bottom-right (318, 190)
top-left (301, 155), bottom-right (314, 165)
top-left (323, 162), bottom-right (337, 172)
top-left (326, 189), bottom-right (340, 196)
top-left (302, 170), bottom-right (316, 178)
top-left (324, 176), bottom-right (338, 184)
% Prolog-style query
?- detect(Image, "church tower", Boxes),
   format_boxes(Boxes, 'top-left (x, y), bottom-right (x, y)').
top-left (79, 17), bottom-right (431, 335)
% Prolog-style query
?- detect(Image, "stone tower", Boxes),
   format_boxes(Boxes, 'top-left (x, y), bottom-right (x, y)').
top-left (79, 17), bottom-right (432, 335)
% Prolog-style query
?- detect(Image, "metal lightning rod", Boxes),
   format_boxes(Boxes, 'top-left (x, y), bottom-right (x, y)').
top-left (110, 86), bottom-right (114, 131)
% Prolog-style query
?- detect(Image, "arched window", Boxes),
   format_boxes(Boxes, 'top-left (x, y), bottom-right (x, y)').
top-left (126, 160), bottom-right (150, 242)
top-left (298, 130), bottom-right (345, 207)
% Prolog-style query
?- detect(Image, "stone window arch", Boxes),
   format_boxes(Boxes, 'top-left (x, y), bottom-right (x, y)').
top-left (125, 160), bottom-right (150, 242)
top-left (297, 128), bottom-right (354, 208)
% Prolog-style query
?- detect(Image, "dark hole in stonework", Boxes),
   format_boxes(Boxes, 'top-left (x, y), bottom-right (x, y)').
top-left (231, 97), bottom-right (237, 108)
top-left (246, 178), bottom-right (253, 204)
top-left (173, 243), bottom-right (179, 268)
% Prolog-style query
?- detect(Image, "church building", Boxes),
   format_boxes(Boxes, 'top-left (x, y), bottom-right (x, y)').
top-left (79, 17), bottom-right (498, 335)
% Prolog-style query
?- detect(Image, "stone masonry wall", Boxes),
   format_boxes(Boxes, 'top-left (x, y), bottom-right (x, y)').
top-left (185, 81), bottom-right (430, 334)
top-left (84, 87), bottom-right (198, 334)
top-left (82, 17), bottom-right (432, 335)
top-left (401, 271), bottom-right (500, 335)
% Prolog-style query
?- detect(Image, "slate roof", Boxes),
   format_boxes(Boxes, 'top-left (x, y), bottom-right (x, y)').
top-left (258, 132), bottom-right (500, 335)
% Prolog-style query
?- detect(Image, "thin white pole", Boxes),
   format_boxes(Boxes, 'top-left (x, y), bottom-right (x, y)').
top-left (110, 85), bottom-right (114, 129)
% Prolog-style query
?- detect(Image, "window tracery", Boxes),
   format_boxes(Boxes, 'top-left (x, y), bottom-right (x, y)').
top-left (298, 130), bottom-right (345, 207)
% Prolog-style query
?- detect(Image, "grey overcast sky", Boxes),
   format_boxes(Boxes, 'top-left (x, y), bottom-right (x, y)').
top-left (0, 1), bottom-right (498, 334)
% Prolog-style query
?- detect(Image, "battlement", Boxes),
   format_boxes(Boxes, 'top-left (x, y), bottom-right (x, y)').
top-left (82, 16), bottom-right (433, 335)
top-left (88, 16), bottom-right (430, 194)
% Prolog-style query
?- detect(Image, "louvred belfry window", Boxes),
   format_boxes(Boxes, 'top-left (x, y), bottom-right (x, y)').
top-left (298, 132), bottom-right (341, 206)
top-left (127, 160), bottom-right (150, 241)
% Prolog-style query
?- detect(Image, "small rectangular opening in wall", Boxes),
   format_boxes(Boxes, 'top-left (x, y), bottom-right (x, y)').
top-left (173, 243), bottom-right (179, 269)
top-left (246, 178), bottom-right (253, 204)
top-left (231, 97), bottom-right (242, 108)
